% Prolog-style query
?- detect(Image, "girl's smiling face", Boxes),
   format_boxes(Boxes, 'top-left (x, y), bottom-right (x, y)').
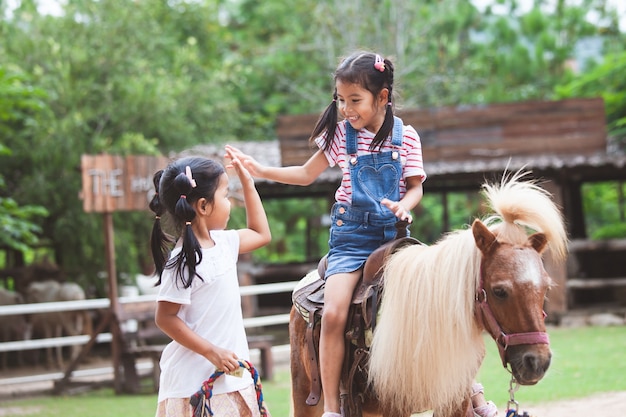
top-left (336, 80), bottom-right (388, 133)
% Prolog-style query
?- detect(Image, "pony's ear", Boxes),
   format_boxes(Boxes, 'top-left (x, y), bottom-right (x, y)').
top-left (528, 232), bottom-right (548, 254)
top-left (472, 219), bottom-right (497, 254)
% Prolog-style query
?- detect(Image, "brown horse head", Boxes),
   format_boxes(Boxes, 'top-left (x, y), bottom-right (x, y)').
top-left (473, 218), bottom-right (552, 385)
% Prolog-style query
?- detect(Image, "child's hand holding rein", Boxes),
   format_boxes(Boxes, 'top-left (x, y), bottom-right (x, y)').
top-left (204, 344), bottom-right (241, 374)
top-left (381, 198), bottom-right (413, 223)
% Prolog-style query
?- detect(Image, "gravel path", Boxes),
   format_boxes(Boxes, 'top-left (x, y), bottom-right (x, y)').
top-left (502, 391), bottom-right (626, 417)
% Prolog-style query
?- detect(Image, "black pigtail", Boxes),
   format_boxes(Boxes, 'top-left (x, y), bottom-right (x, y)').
top-left (371, 104), bottom-right (395, 151)
top-left (149, 170), bottom-right (171, 284)
top-left (172, 172), bottom-right (203, 288)
top-left (309, 91), bottom-right (339, 151)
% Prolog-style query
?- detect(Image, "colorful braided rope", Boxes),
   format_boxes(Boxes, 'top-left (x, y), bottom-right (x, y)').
top-left (190, 360), bottom-right (268, 417)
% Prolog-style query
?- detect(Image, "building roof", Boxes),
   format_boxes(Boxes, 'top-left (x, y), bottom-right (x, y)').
top-left (180, 140), bottom-right (626, 197)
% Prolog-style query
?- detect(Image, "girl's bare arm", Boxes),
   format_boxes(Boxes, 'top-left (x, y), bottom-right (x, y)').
top-left (155, 301), bottom-right (240, 372)
top-left (225, 145), bottom-right (329, 186)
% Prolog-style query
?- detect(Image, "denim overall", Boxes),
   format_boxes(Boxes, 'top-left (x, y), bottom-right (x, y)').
top-left (324, 116), bottom-right (404, 278)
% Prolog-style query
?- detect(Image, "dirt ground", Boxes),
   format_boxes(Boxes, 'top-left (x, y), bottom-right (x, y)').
top-left (497, 391), bottom-right (626, 416)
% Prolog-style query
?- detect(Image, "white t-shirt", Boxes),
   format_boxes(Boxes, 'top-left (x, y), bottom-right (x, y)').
top-left (156, 229), bottom-right (252, 402)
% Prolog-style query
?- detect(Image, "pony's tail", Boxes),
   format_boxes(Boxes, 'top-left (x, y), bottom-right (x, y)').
top-left (482, 169), bottom-right (568, 260)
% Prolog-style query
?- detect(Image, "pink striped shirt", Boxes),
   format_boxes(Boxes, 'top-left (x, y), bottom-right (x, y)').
top-left (315, 120), bottom-right (427, 205)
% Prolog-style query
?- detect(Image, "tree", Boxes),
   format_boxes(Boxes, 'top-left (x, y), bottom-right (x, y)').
top-left (555, 51), bottom-right (626, 148)
top-left (1, 0), bottom-right (624, 288)
top-left (1, 0), bottom-right (241, 287)
top-left (0, 68), bottom-right (49, 260)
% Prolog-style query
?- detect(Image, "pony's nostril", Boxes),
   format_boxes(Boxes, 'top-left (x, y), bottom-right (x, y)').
top-left (523, 353), bottom-right (539, 372)
top-left (522, 351), bottom-right (551, 374)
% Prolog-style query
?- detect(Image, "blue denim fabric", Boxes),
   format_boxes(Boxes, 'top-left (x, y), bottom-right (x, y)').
top-left (324, 117), bottom-right (404, 278)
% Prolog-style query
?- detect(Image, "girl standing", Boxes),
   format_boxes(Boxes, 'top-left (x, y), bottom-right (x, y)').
top-left (150, 156), bottom-right (271, 417)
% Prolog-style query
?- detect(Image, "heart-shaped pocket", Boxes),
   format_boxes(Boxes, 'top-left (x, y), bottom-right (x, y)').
top-left (357, 165), bottom-right (399, 202)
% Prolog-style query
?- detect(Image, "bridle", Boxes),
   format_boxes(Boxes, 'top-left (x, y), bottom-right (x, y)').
top-left (474, 266), bottom-right (550, 369)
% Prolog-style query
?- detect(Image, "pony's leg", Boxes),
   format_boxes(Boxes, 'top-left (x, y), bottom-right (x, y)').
top-left (289, 307), bottom-right (324, 417)
top-left (41, 323), bottom-right (54, 369)
top-left (54, 322), bottom-right (64, 369)
top-left (62, 311), bottom-right (83, 361)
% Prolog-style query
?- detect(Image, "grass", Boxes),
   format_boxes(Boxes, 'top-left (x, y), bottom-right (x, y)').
top-left (477, 325), bottom-right (626, 408)
top-left (0, 326), bottom-right (624, 417)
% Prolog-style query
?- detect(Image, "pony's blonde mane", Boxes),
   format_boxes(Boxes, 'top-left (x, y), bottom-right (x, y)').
top-left (368, 170), bottom-right (568, 416)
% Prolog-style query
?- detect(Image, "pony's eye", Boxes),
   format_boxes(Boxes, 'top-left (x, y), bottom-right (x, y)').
top-left (492, 287), bottom-right (508, 300)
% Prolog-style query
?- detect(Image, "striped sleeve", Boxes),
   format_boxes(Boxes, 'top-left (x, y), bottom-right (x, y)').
top-left (403, 124), bottom-right (427, 183)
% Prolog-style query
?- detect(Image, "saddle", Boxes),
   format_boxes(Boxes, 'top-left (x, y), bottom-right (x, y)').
top-left (292, 221), bottom-right (421, 417)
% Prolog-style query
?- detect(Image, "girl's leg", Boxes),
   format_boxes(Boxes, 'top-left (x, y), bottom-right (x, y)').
top-left (319, 271), bottom-right (361, 416)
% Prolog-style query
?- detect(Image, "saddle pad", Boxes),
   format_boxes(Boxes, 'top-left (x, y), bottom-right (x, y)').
top-left (292, 270), bottom-right (325, 324)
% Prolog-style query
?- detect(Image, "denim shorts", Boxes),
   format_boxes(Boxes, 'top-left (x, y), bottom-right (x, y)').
top-left (324, 203), bottom-right (397, 278)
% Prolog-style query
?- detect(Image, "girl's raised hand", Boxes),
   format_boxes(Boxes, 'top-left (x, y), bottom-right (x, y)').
top-left (381, 198), bottom-right (413, 223)
top-left (226, 153), bottom-right (254, 185)
top-left (225, 145), bottom-right (264, 178)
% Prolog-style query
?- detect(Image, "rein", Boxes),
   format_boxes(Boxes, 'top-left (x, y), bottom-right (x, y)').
top-left (189, 360), bottom-right (269, 417)
top-left (474, 267), bottom-right (549, 368)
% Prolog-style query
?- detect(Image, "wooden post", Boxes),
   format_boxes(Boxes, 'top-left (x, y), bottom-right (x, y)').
top-left (103, 212), bottom-right (123, 393)
top-left (541, 180), bottom-right (568, 320)
top-left (78, 154), bottom-right (170, 394)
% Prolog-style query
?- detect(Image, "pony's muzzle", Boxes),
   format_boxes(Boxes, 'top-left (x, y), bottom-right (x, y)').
top-left (508, 345), bottom-right (552, 385)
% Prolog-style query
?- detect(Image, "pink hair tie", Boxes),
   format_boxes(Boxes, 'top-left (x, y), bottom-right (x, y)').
top-left (374, 55), bottom-right (385, 72)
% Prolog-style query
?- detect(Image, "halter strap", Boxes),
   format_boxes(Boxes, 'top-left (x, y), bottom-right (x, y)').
top-left (475, 269), bottom-right (550, 368)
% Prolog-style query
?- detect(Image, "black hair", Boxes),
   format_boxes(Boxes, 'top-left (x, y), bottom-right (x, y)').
top-left (310, 51), bottom-right (395, 151)
top-left (149, 156), bottom-right (225, 288)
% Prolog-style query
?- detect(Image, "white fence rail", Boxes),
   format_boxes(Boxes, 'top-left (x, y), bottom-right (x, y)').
top-left (0, 281), bottom-right (299, 354)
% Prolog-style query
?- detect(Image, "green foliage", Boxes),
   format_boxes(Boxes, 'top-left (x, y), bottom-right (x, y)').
top-left (229, 198), bottom-right (329, 263)
top-left (1, 0), bottom-right (624, 288)
top-left (581, 181), bottom-right (626, 239)
top-left (0, 68), bottom-right (49, 257)
top-left (0, 195), bottom-right (49, 252)
top-left (1, 0), bottom-right (243, 286)
top-left (555, 51), bottom-right (626, 148)
top-left (412, 190), bottom-right (483, 244)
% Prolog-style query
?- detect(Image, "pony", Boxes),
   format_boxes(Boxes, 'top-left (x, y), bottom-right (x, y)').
top-left (24, 280), bottom-right (92, 369)
top-left (289, 171), bottom-right (568, 417)
top-left (0, 288), bottom-right (29, 370)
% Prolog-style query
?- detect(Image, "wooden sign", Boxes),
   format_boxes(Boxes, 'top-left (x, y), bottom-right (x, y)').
top-left (80, 154), bottom-right (170, 213)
